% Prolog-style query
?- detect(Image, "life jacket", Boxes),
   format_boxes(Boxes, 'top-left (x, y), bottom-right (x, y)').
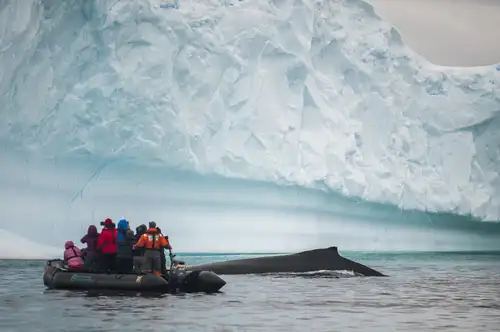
top-left (66, 247), bottom-right (80, 260)
top-left (136, 228), bottom-right (168, 250)
top-left (64, 246), bottom-right (84, 269)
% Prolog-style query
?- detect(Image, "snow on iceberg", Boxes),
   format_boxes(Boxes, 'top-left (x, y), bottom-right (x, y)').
top-left (0, 0), bottom-right (499, 233)
top-left (0, 229), bottom-right (60, 260)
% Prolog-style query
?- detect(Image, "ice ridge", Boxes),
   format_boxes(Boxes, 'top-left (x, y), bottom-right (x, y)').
top-left (0, 0), bottom-right (499, 220)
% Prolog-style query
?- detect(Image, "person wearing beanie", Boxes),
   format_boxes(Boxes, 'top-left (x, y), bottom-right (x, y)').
top-left (135, 221), bottom-right (171, 276)
top-left (97, 218), bottom-right (118, 273)
top-left (132, 224), bottom-right (148, 273)
top-left (116, 219), bottom-right (136, 274)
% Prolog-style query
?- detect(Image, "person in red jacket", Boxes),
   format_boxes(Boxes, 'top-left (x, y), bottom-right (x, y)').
top-left (97, 218), bottom-right (118, 273)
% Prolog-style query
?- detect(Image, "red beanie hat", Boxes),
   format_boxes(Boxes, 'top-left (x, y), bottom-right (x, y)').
top-left (104, 218), bottom-right (113, 226)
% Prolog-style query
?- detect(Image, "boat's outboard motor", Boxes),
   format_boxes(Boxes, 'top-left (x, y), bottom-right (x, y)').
top-left (167, 254), bottom-right (188, 292)
top-left (167, 252), bottom-right (226, 293)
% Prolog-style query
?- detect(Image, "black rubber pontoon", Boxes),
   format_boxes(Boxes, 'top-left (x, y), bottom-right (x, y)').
top-left (186, 246), bottom-right (386, 276)
top-left (43, 258), bottom-right (226, 294)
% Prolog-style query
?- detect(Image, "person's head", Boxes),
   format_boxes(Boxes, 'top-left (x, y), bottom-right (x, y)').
top-left (136, 224), bottom-right (147, 235)
top-left (101, 218), bottom-right (114, 229)
top-left (64, 240), bottom-right (74, 249)
top-left (117, 219), bottom-right (129, 231)
top-left (149, 221), bottom-right (157, 229)
top-left (87, 225), bottom-right (98, 235)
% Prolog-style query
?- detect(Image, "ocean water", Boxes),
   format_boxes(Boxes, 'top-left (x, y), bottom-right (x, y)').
top-left (0, 252), bottom-right (499, 332)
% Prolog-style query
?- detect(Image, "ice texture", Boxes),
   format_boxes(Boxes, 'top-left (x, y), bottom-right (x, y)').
top-left (0, 229), bottom-right (60, 259)
top-left (0, 0), bottom-right (499, 256)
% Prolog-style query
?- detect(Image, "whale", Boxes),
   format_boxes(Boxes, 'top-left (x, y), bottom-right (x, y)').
top-left (186, 246), bottom-right (386, 277)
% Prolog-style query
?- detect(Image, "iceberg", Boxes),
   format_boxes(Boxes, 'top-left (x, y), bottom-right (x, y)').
top-left (0, 229), bottom-right (60, 260)
top-left (0, 0), bottom-right (499, 256)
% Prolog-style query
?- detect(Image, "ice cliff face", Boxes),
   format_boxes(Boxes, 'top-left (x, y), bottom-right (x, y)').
top-left (0, 0), bottom-right (499, 255)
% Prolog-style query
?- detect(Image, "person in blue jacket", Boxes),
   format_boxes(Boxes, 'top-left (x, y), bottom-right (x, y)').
top-left (116, 219), bottom-right (136, 273)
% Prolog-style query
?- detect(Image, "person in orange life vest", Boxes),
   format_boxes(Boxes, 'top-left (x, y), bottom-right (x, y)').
top-left (97, 218), bottom-right (118, 273)
top-left (135, 221), bottom-right (170, 275)
top-left (63, 241), bottom-right (84, 271)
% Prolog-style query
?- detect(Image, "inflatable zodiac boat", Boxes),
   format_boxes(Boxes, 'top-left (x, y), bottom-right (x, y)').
top-left (43, 256), bottom-right (227, 294)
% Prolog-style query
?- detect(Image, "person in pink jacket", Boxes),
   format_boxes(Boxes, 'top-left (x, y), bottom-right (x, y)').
top-left (63, 241), bottom-right (85, 271)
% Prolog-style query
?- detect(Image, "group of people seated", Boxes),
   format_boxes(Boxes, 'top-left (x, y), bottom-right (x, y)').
top-left (63, 218), bottom-right (172, 276)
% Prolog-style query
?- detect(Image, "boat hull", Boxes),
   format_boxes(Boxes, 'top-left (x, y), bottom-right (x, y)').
top-left (43, 259), bottom-right (226, 293)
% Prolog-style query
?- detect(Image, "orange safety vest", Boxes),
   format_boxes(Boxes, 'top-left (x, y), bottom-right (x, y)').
top-left (136, 228), bottom-right (168, 250)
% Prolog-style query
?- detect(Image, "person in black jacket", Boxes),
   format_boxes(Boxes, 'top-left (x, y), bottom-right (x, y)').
top-left (157, 226), bottom-right (168, 274)
top-left (132, 224), bottom-right (147, 274)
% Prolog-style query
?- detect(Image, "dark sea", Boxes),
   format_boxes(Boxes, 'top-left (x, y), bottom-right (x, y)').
top-left (0, 251), bottom-right (499, 332)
